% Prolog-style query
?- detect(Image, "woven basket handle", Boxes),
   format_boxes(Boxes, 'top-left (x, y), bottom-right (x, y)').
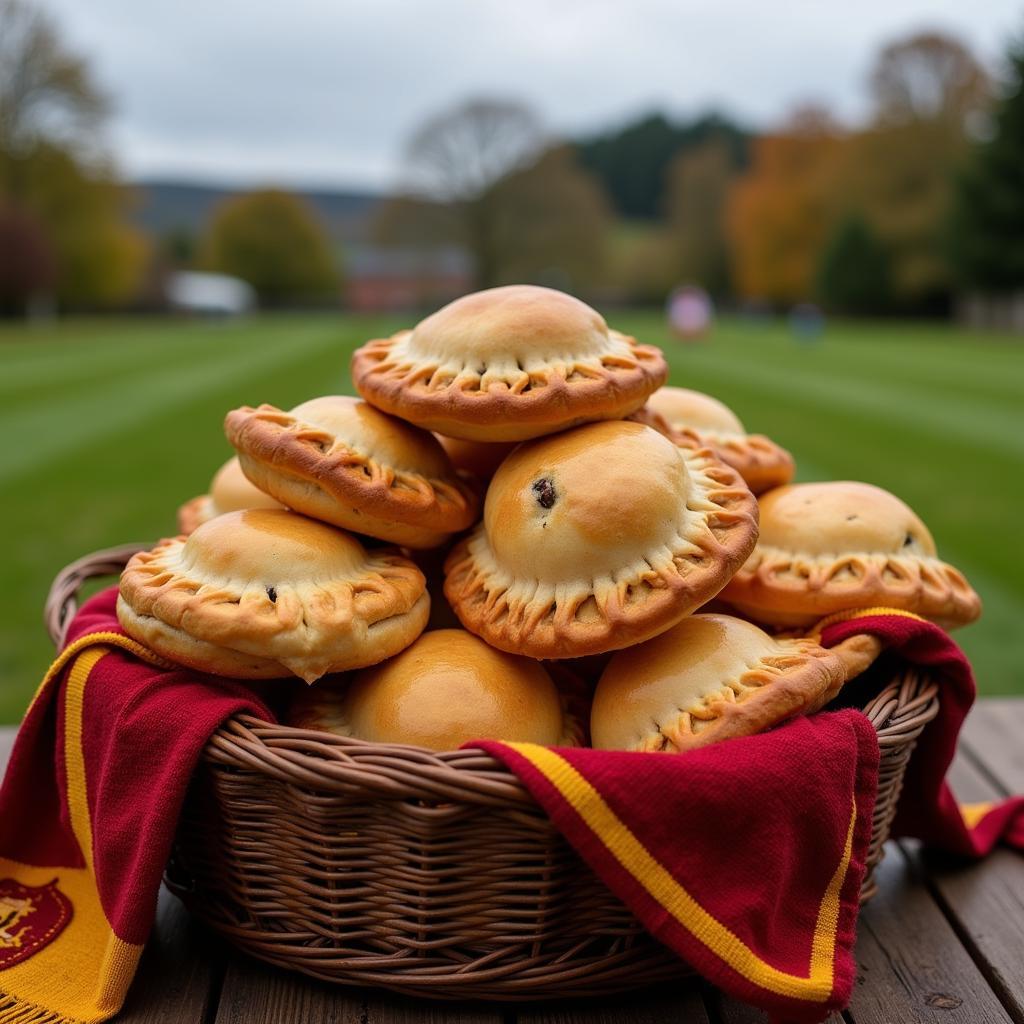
top-left (45, 544), bottom-right (148, 649)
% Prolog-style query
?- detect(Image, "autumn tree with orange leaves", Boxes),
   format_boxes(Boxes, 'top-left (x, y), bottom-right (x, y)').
top-left (836, 31), bottom-right (989, 310)
top-left (725, 108), bottom-right (845, 305)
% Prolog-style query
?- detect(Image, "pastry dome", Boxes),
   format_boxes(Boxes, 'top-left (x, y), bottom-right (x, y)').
top-left (723, 481), bottom-right (981, 628)
top-left (647, 387), bottom-right (746, 435)
top-left (287, 629), bottom-right (579, 750)
top-left (117, 508), bottom-right (429, 681)
top-left (444, 420), bottom-right (758, 658)
top-left (225, 395), bottom-right (478, 549)
top-left (591, 614), bottom-right (846, 751)
top-left (351, 285), bottom-right (668, 442)
top-left (434, 434), bottom-right (519, 482)
top-left (635, 387), bottom-right (794, 495)
top-left (176, 456), bottom-right (283, 534)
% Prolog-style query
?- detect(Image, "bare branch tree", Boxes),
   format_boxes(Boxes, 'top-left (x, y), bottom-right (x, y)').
top-left (402, 99), bottom-right (546, 203)
top-left (0, 0), bottom-right (108, 164)
top-left (378, 98), bottom-right (607, 291)
top-left (869, 31), bottom-right (989, 131)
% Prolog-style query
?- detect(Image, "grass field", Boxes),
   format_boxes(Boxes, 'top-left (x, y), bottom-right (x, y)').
top-left (1, 311), bottom-right (1022, 721)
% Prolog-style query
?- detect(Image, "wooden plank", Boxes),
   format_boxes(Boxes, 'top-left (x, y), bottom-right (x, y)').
top-left (961, 700), bottom-right (1024, 794)
top-left (117, 887), bottom-right (223, 1024)
top-left (848, 843), bottom-right (1013, 1024)
top-left (214, 953), bottom-right (502, 1024)
top-left (898, 752), bottom-right (1024, 1024)
top-left (213, 957), bottom-right (364, 1024)
top-left (517, 984), bottom-right (710, 1023)
top-left (705, 989), bottom-right (843, 1023)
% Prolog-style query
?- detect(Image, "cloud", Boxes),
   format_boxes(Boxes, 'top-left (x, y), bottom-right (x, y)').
top-left (38, 0), bottom-right (1023, 188)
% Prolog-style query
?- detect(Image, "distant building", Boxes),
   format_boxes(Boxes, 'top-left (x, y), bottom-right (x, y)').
top-left (958, 293), bottom-right (1024, 333)
top-left (166, 271), bottom-right (256, 316)
top-left (345, 246), bottom-right (472, 312)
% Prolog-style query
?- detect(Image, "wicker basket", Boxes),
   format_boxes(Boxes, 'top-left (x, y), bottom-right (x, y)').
top-left (47, 548), bottom-right (941, 1000)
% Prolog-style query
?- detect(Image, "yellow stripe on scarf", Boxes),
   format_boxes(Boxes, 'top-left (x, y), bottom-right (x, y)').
top-left (0, 639), bottom-right (150, 1024)
top-left (806, 607), bottom-right (927, 642)
top-left (960, 801), bottom-right (994, 830)
top-left (506, 742), bottom-right (857, 1003)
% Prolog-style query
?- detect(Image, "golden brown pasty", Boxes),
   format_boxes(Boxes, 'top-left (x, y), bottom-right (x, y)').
top-left (590, 614), bottom-right (847, 752)
top-left (434, 434), bottom-right (519, 483)
top-left (286, 629), bottom-right (581, 749)
top-left (224, 395), bottom-right (478, 549)
top-left (176, 456), bottom-right (284, 534)
top-left (351, 285), bottom-right (668, 442)
top-left (723, 481), bottom-right (981, 628)
top-left (444, 420), bottom-right (758, 659)
top-left (633, 386), bottom-right (794, 495)
top-left (117, 509), bottom-right (429, 682)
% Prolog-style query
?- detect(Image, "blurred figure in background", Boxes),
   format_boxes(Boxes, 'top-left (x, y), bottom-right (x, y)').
top-left (789, 302), bottom-right (825, 344)
top-left (667, 283), bottom-right (713, 340)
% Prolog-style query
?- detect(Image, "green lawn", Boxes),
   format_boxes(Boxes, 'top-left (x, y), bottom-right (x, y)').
top-left (1, 311), bottom-right (1022, 721)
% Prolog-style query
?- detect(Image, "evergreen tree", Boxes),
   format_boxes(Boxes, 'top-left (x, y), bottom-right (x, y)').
top-left (816, 215), bottom-right (891, 314)
top-left (950, 36), bottom-right (1024, 291)
top-left (576, 112), bottom-right (748, 220)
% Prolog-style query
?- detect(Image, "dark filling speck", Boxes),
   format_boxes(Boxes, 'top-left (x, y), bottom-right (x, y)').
top-left (532, 478), bottom-right (557, 509)
top-left (266, 586), bottom-right (277, 603)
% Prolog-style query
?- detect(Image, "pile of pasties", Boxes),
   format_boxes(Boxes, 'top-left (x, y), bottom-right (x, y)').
top-left (117, 285), bottom-right (982, 753)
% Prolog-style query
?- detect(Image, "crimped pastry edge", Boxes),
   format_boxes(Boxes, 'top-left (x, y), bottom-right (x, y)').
top-left (117, 535), bottom-right (430, 682)
top-left (443, 445), bottom-right (759, 658)
top-left (600, 636), bottom-right (848, 753)
top-left (352, 329), bottom-right (668, 442)
top-left (722, 543), bottom-right (981, 628)
top-left (631, 407), bottom-right (795, 496)
top-left (225, 403), bottom-right (478, 545)
top-left (176, 494), bottom-right (212, 536)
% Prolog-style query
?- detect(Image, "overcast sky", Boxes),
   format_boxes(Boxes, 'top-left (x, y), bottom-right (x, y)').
top-left (39, 0), bottom-right (1024, 192)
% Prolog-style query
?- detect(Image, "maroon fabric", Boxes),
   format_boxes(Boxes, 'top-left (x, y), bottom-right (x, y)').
top-left (0, 587), bottom-right (274, 945)
top-left (820, 614), bottom-right (1024, 855)
top-left (479, 710), bottom-right (879, 1023)
top-left (0, 659), bottom-right (85, 868)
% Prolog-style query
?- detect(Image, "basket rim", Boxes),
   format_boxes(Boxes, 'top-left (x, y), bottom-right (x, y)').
top-left (202, 669), bottom-right (938, 798)
top-left (46, 545), bottom-right (941, 798)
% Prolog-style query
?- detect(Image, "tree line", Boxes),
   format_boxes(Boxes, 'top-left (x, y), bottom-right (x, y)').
top-left (0, 0), bottom-right (340, 315)
top-left (382, 28), bottom-right (1021, 317)
top-left (2, 0), bottom-right (1022, 318)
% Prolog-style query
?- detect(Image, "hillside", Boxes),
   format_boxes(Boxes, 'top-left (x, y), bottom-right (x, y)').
top-left (129, 180), bottom-right (382, 246)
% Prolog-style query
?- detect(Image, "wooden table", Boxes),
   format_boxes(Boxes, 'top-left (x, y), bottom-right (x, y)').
top-left (1, 700), bottom-right (1021, 1024)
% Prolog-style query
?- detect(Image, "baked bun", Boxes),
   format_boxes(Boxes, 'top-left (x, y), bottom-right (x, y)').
top-left (224, 395), bottom-right (478, 549)
top-left (177, 456), bottom-right (283, 534)
top-left (723, 481), bottom-right (981, 628)
top-left (287, 630), bottom-right (580, 750)
top-left (351, 285), bottom-right (668, 442)
top-left (591, 614), bottom-right (846, 752)
top-left (117, 509), bottom-right (429, 682)
top-left (444, 420), bottom-right (758, 659)
top-left (434, 434), bottom-right (518, 483)
top-left (634, 387), bottom-right (794, 495)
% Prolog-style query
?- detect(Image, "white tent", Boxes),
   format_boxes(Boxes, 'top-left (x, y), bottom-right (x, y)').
top-left (166, 271), bottom-right (256, 316)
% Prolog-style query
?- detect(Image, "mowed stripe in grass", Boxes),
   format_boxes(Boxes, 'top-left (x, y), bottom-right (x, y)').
top-left (0, 323), bottom-right (349, 483)
top-left (632, 313), bottom-right (1024, 695)
top-left (0, 314), bottom-right (400, 720)
top-left (1, 312), bottom-right (1021, 721)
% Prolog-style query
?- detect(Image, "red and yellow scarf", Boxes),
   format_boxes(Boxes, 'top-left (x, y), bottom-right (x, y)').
top-left (0, 590), bottom-right (270, 1023)
top-left (0, 592), bottom-right (1020, 1024)
top-left (479, 609), bottom-right (1024, 1023)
